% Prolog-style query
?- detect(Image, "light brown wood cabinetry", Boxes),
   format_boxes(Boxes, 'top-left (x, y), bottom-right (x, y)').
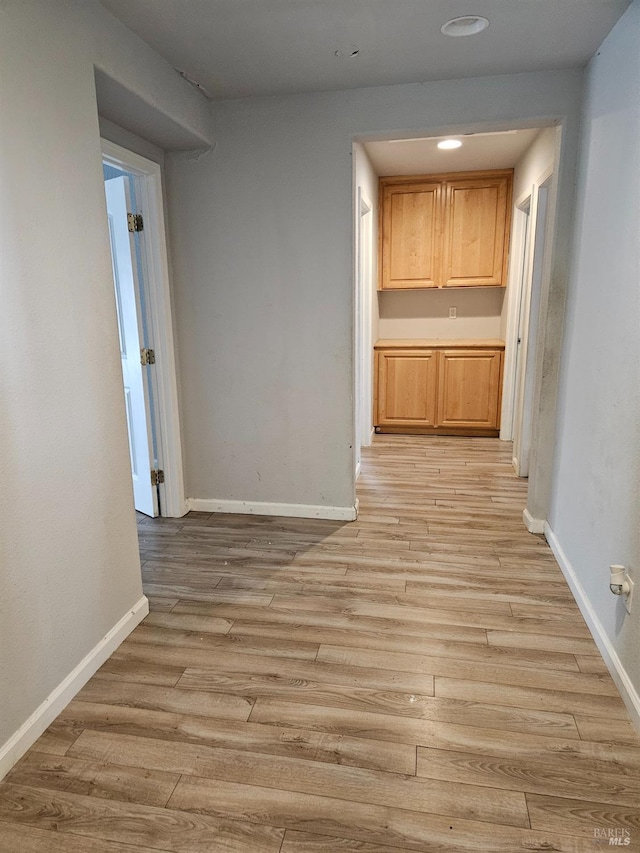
top-left (437, 349), bottom-right (503, 429)
top-left (376, 350), bottom-right (438, 428)
top-left (381, 182), bottom-right (441, 289)
top-left (442, 175), bottom-right (511, 287)
top-left (374, 340), bottom-right (504, 436)
top-left (379, 170), bottom-right (512, 290)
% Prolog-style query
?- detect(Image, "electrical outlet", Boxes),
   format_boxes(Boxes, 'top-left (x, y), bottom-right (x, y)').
top-left (625, 575), bottom-right (634, 614)
top-left (449, 307), bottom-right (457, 319)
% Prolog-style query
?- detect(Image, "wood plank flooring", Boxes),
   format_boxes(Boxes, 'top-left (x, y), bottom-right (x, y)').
top-left (2, 435), bottom-right (639, 852)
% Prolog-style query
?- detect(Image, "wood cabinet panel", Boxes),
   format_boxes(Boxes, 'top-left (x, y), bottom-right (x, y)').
top-left (442, 176), bottom-right (511, 288)
top-left (437, 350), bottom-right (502, 429)
top-left (376, 350), bottom-right (438, 427)
top-left (374, 341), bottom-right (504, 435)
top-left (379, 170), bottom-right (512, 290)
top-left (381, 183), bottom-right (441, 289)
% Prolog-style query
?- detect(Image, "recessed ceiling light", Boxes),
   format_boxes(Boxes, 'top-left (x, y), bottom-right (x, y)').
top-left (441, 15), bottom-right (489, 37)
top-left (437, 139), bottom-right (463, 150)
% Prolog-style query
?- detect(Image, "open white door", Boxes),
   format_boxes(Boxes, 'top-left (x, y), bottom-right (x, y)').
top-left (105, 176), bottom-right (158, 517)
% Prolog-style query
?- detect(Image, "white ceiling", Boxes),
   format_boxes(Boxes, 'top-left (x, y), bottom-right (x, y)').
top-left (364, 128), bottom-right (543, 176)
top-left (99, 0), bottom-right (629, 101)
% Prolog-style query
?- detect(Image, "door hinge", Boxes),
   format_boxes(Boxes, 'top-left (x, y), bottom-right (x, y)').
top-left (140, 348), bottom-right (156, 365)
top-left (127, 212), bottom-right (144, 232)
top-left (151, 469), bottom-right (165, 486)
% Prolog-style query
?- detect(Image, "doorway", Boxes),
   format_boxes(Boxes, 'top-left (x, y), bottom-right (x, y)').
top-left (508, 196), bottom-right (532, 467)
top-left (512, 178), bottom-right (551, 476)
top-left (101, 140), bottom-right (186, 517)
top-left (352, 128), bottom-right (560, 511)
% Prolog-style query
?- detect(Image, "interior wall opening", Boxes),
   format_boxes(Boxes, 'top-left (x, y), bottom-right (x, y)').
top-left (512, 179), bottom-right (551, 477)
top-left (103, 162), bottom-right (160, 516)
top-left (353, 123), bottom-right (560, 516)
top-left (101, 139), bottom-right (187, 519)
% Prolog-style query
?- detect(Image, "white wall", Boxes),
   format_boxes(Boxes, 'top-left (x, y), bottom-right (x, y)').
top-left (353, 142), bottom-right (379, 345)
top-left (166, 70), bottom-right (583, 515)
top-left (99, 117), bottom-right (165, 166)
top-left (0, 0), bottom-right (213, 776)
top-left (512, 127), bottom-right (556, 208)
top-left (501, 127), bottom-right (556, 340)
top-left (548, 0), bottom-right (640, 723)
top-left (353, 143), bottom-right (379, 451)
top-left (380, 289), bottom-right (505, 340)
top-left (499, 126), bottom-right (558, 443)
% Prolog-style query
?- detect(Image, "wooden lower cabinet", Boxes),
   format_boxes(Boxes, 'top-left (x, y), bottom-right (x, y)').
top-left (438, 349), bottom-right (503, 429)
top-left (376, 350), bottom-right (438, 428)
top-left (374, 340), bottom-right (504, 436)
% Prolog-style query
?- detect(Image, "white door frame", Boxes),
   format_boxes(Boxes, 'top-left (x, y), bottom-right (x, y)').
top-left (101, 139), bottom-right (187, 517)
top-left (501, 193), bottom-right (532, 444)
top-left (513, 174), bottom-right (552, 476)
top-left (501, 167), bottom-right (554, 445)
top-left (354, 187), bottom-right (374, 480)
top-left (502, 167), bottom-right (554, 472)
top-left (511, 194), bottom-right (534, 472)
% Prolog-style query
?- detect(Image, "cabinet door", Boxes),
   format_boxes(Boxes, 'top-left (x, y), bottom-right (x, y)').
top-left (380, 182), bottom-right (441, 289)
top-left (437, 350), bottom-right (502, 429)
top-left (442, 175), bottom-right (511, 287)
top-left (376, 350), bottom-right (438, 427)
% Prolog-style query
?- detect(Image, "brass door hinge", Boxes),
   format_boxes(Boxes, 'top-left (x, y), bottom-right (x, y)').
top-left (127, 213), bottom-right (144, 232)
top-left (151, 469), bottom-right (165, 486)
top-left (140, 348), bottom-right (155, 365)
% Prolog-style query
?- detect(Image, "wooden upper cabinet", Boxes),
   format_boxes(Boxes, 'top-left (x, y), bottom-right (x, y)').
top-left (379, 170), bottom-right (512, 290)
top-left (381, 182), bottom-right (441, 289)
top-left (442, 174), bottom-right (512, 288)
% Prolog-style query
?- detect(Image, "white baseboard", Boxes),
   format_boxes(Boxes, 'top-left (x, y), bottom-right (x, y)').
top-left (0, 595), bottom-right (149, 781)
top-left (523, 507), bottom-right (545, 534)
top-left (186, 498), bottom-right (358, 522)
top-left (545, 524), bottom-right (640, 732)
top-left (355, 460), bottom-right (362, 480)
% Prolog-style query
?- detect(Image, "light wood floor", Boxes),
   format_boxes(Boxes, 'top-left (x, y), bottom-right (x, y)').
top-left (2, 435), bottom-right (640, 852)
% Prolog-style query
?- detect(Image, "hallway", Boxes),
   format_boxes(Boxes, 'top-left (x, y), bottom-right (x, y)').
top-left (1, 436), bottom-right (639, 851)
